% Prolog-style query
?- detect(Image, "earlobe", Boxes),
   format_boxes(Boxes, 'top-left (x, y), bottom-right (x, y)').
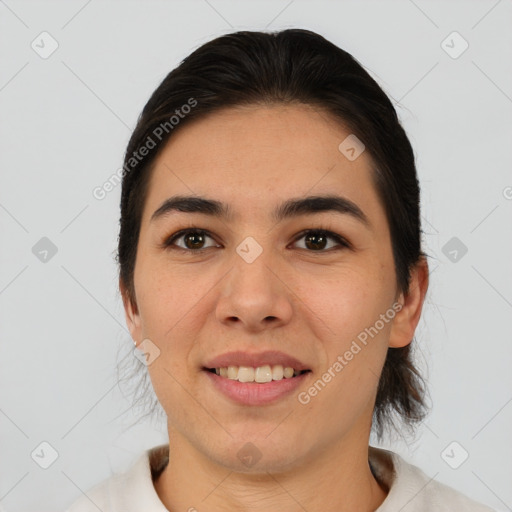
top-left (389, 257), bottom-right (429, 348)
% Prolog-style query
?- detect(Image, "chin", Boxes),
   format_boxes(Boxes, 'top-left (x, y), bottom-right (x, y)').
top-left (208, 432), bottom-right (307, 474)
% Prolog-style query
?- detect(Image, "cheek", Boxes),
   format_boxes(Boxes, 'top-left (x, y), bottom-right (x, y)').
top-left (134, 255), bottom-right (209, 338)
top-left (135, 263), bottom-right (207, 417)
top-left (298, 283), bottom-right (393, 431)
top-left (297, 264), bottom-right (395, 401)
top-left (295, 263), bottom-right (395, 342)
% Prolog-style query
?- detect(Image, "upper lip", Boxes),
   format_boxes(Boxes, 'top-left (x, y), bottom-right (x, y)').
top-left (203, 350), bottom-right (310, 372)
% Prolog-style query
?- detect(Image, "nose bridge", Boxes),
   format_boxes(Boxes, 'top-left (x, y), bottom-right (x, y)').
top-left (230, 232), bottom-right (280, 296)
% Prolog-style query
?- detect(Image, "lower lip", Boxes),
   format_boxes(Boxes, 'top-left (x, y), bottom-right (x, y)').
top-left (203, 370), bottom-right (310, 406)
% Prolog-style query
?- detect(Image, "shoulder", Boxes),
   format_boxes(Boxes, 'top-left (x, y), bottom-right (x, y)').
top-left (370, 446), bottom-right (496, 512)
top-left (64, 476), bottom-right (114, 512)
top-left (63, 444), bottom-right (169, 512)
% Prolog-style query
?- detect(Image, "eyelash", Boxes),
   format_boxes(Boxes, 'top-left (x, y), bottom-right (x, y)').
top-left (161, 227), bottom-right (351, 254)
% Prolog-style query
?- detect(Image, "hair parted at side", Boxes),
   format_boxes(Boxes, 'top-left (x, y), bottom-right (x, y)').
top-left (116, 28), bottom-right (429, 439)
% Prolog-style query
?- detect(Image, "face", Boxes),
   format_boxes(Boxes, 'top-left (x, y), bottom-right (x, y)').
top-left (122, 104), bottom-right (417, 472)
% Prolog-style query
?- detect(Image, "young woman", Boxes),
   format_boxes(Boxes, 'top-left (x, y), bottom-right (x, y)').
top-left (65, 29), bottom-right (494, 511)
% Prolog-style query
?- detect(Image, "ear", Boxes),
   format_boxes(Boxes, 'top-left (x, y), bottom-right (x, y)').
top-left (389, 256), bottom-right (429, 348)
top-left (119, 277), bottom-right (142, 344)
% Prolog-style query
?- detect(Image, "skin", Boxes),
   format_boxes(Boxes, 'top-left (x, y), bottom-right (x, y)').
top-left (121, 104), bottom-right (429, 512)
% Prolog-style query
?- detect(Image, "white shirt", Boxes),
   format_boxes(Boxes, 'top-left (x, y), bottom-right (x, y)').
top-left (64, 444), bottom-right (495, 511)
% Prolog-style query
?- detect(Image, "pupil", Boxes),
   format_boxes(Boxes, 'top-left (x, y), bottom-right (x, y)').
top-left (305, 232), bottom-right (327, 250)
top-left (185, 232), bottom-right (204, 249)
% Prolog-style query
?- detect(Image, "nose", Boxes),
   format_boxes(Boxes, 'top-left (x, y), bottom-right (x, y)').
top-left (215, 247), bottom-right (294, 333)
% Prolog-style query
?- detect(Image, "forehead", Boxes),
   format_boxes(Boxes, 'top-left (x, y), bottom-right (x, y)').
top-left (143, 104), bottom-right (385, 226)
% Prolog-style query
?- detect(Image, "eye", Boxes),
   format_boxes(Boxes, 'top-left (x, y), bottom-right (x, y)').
top-left (162, 228), bottom-right (350, 253)
top-left (163, 229), bottom-right (219, 252)
top-left (292, 229), bottom-right (350, 252)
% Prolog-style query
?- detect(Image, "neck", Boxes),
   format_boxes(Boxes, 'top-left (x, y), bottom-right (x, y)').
top-left (154, 428), bottom-right (388, 512)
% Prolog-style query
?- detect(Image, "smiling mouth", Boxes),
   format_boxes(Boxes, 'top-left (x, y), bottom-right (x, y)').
top-left (204, 365), bottom-right (311, 383)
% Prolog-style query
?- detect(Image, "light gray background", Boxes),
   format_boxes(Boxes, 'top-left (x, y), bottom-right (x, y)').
top-left (1, 1), bottom-right (511, 511)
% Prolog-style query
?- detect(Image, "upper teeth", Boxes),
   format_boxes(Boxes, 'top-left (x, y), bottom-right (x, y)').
top-left (214, 365), bottom-right (299, 383)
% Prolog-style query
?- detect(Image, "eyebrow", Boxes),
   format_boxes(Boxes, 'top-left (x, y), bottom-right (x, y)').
top-left (150, 194), bottom-right (371, 228)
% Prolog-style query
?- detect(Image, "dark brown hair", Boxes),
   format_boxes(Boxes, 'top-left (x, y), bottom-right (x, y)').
top-left (116, 28), bottom-right (429, 439)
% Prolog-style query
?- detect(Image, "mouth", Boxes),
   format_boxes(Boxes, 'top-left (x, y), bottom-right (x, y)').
top-left (203, 365), bottom-right (311, 383)
top-left (201, 351), bottom-right (312, 405)
top-left (203, 367), bottom-right (311, 405)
